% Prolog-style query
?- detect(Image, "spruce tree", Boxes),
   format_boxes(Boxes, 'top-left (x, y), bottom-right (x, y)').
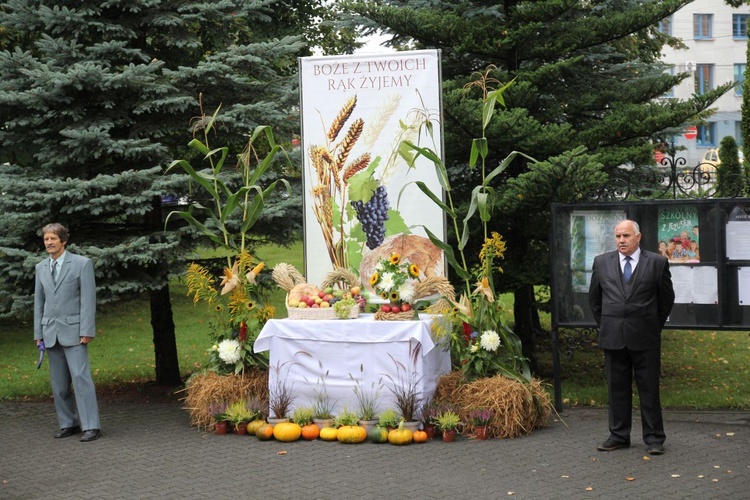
top-left (0, 0), bottom-right (309, 385)
top-left (345, 0), bottom-right (730, 370)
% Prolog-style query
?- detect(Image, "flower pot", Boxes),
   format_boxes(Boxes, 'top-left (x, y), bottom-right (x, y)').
top-left (234, 422), bottom-right (248, 435)
top-left (475, 426), bottom-right (489, 440)
top-left (267, 417), bottom-right (289, 426)
top-left (423, 423), bottom-right (435, 439)
top-left (358, 419), bottom-right (379, 436)
top-left (215, 421), bottom-right (228, 435)
top-left (442, 428), bottom-right (456, 442)
top-left (402, 420), bottom-right (420, 433)
top-left (313, 418), bottom-right (334, 430)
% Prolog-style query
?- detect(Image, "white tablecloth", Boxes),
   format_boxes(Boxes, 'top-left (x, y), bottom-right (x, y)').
top-left (254, 314), bottom-right (452, 417)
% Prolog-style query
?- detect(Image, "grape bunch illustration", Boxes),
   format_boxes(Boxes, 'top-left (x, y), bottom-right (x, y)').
top-left (351, 185), bottom-right (389, 250)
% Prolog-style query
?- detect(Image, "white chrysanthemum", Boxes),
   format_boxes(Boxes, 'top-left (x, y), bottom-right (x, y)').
top-left (470, 344), bottom-right (479, 353)
top-left (398, 282), bottom-right (415, 304)
top-left (218, 339), bottom-right (241, 364)
top-left (379, 272), bottom-right (395, 291)
top-left (480, 330), bottom-right (501, 352)
top-left (375, 261), bottom-right (384, 272)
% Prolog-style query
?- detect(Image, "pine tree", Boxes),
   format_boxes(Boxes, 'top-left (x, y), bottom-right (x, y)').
top-left (0, 0), bottom-right (310, 384)
top-left (345, 0), bottom-right (730, 370)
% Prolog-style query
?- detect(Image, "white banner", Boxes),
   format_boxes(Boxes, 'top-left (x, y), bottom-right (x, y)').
top-left (299, 50), bottom-right (446, 287)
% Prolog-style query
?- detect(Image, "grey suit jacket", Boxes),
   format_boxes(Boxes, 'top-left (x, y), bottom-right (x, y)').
top-left (588, 249), bottom-right (675, 351)
top-left (34, 252), bottom-right (96, 347)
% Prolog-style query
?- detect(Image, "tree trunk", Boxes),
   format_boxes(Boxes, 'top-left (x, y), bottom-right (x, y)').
top-left (513, 284), bottom-right (540, 375)
top-left (146, 195), bottom-right (181, 386)
top-left (150, 284), bottom-right (182, 386)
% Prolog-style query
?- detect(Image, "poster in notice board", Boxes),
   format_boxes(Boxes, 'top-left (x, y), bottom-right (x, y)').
top-left (657, 205), bottom-right (700, 264)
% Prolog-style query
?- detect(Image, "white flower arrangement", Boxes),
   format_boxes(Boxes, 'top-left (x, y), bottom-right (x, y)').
top-left (480, 330), bottom-right (501, 352)
top-left (217, 339), bottom-right (241, 364)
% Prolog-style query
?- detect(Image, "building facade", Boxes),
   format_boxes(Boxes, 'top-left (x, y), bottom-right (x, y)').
top-left (660, 0), bottom-right (750, 165)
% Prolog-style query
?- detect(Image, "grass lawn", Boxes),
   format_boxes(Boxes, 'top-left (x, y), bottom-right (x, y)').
top-left (1, 240), bottom-right (748, 409)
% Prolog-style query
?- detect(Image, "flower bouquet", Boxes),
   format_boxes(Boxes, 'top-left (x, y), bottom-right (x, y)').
top-left (370, 252), bottom-right (420, 320)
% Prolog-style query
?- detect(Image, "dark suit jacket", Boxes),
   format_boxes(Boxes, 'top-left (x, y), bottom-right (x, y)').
top-left (34, 252), bottom-right (97, 348)
top-left (588, 249), bottom-right (675, 351)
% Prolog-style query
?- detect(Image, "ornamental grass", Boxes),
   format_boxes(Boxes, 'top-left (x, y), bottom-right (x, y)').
top-left (434, 371), bottom-right (552, 439)
top-left (182, 370), bottom-right (268, 430)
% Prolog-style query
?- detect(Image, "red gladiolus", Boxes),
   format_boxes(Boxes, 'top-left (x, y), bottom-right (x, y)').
top-left (239, 321), bottom-right (247, 342)
top-left (462, 322), bottom-right (473, 341)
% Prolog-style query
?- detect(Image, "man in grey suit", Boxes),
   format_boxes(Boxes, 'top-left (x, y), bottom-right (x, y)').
top-left (588, 219), bottom-right (675, 455)
top-left (34, 223), bottom-right (101, 442)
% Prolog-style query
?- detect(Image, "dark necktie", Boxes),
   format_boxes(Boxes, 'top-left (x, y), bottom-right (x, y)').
top-left (51, 260), bottom-right (58, 284)
top-left (623, 256), bottom-right (632, 282)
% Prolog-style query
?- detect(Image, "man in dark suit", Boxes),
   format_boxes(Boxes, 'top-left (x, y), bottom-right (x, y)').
top-left (588, 219), bottom-right (675, 455)
top-left (34, 223), bottom-right (102, 442)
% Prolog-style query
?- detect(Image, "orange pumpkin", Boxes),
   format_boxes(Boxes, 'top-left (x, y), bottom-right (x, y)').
top-left (273, 422), bottom-right (302, 442)
top-left (412, 430), bottom-right (428, 444)
top-left (319, 427), bottom-right (339, 441)
top-left (255, 423), bottom-right (274, 441)
top-left (301, 424), bottom-right (320, 440)
top-left (246, 419), bottom-right (266, 437)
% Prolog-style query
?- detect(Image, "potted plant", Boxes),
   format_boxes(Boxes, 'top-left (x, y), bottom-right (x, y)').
top-left (436, 410), bottom-right (461, 442)
top-left (307, 364), bottom-right (338, 429)
top-left (420, 399), bottom-right (441, 439)
top-left (377, 408), bottom-right (400, 431)
top-left (268, 359), bottom-right (299, 423)
top-left (350, 365), bottom-right (383, 433)
top-left (469, 408), bottom-right (494, 440)
top-left (209, 401), bottom-right (229, 435)
top-left (224, 401), bottom-right (255, 435)
top-left (333, 407), bottom-right (367, 444)
top-left (385, 355), bottom-right (423, 431)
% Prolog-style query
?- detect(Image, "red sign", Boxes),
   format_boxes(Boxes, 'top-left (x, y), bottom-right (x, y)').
top-left (684, 126), bottom-right (698, 140)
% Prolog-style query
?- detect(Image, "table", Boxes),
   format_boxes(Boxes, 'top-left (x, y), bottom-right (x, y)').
top-left (253, 314), bottom-right (452, 417)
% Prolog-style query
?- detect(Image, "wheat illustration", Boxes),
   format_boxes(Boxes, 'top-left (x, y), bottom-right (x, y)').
top-left (362, 94), bottom-right (401, 149)
top-left (308, 97), bottom-right (373, 270)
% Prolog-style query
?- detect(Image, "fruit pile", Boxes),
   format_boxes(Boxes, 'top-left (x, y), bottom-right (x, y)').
top-left (287, 285), bottom-right (362, 309)
top-left (378, 302), bottom-right (413, 314)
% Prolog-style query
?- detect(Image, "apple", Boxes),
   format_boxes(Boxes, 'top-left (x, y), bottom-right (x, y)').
top-left (349, 285), bottom-right (361, 296)
top-left (306, 298), bottom-right (316, 307)
top-left (324, 286), bottom-right (334, 295)
top-left (332, 290), bottom-right (344, 298)
top-left (320, 301), bottom-right (331, 308)
top-left (401, 303), bottom-right (412, 312)
top-left (318, 291), bottom-right (326, 299)
top-left (314, 297), bottom-right (323, 305)
top-left (324, 294), bottom-right (334, 301)
top-left (391, 305), bottom-right (401, 314)
top-left (380, 305), bottom-right (391, 313)
top-left (288, 299), bottom-right (300, 308)
top-left (297, 302), bottom-right (308, 308)
top-left (311, 303), bottom-right (320, 308)
top-left (299, 295), bottom-right (309, 304)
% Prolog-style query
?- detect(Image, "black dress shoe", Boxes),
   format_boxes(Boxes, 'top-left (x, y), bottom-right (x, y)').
top-left (597, 439), bottom-right (630, 451)
top-left (647, 443), bottom-right (665, 455)
top-left (80, 429), bottom-right (101, 442)
top-left (54, 426), bottom-right (82, 438)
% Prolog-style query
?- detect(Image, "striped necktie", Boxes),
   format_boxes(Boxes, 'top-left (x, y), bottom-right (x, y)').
top-left (51, 260), bottom-right (58, 284)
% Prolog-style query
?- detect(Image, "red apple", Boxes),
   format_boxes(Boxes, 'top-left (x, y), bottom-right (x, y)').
top-left (401, 303), bottom-right (411, 312)
top-left (391, 305), bottom-right (401, 313)
top-left (299, 295), bottom-right (309, 303)
top-left (380, 305), bottom-right (391, 313)
top-left (318, 291), bottom-right (326, 299)
top-left (306, 298), bottom-right (316, 307)
top-left (311, 303), bottom-right (320, 308)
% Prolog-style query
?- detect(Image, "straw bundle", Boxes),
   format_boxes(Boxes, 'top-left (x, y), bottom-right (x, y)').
top-left (434, 371), bottom-right (552, 439)
top-left (320, 267), bottom-right (361, 290)
top-left (182, 370), bottom-right (268, 430)
top-left (271, 262), bottom-right (306, 293)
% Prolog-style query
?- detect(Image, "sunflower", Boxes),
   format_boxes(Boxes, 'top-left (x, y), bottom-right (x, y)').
top-left (389, 253), bottom-right (400, 265)
top-left (389, 291), bottom-right (400, 302)
top-left (245, 300), bottom-right (255, 311)
top-left (369, 272), bottom-right (379, 286)
top-left (408, 263), bottom-right (420, 277)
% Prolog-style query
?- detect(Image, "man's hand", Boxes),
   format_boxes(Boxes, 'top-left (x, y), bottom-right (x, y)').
top-left (80, 337), bottom-right (94, 345)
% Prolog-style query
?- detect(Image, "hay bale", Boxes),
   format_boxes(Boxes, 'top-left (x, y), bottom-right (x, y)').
top-left (182, 370), bottom-right (268, 430)
top-left (434, 371), bottom-right (552, 439)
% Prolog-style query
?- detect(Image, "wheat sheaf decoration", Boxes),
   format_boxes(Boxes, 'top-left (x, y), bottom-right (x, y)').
top-left (271, 263), bottom-right (306, 293)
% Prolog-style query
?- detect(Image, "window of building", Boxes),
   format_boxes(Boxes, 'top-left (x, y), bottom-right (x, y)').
top-left (658, 16), bottom-right (672, 36)
top-left (733, 14), bottom-right (749, 39)
top-left (735, 64), bottom-right (746, 96)
top-left (662, 67), bottom-right (675, 98)
top-left (697, 123), bottom-right (716, 147)
top-left (695, 64), bottom-right (713, 94)
top-left (694, 14), bottom-right (713, 39)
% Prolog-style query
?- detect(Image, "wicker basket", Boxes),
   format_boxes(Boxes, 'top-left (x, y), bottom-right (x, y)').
top-left (286, 294), bottom-right (359, 320)
top-left (374, 310), bottom-right (417, 321)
